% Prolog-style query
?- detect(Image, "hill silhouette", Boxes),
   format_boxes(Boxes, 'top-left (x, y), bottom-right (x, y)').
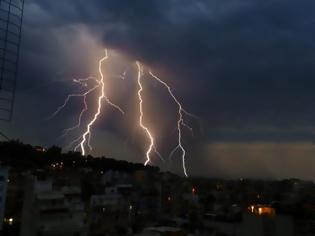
top-left (0, 140), bottom-right (159, 173)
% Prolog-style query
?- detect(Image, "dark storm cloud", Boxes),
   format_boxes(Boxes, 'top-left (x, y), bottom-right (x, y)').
top-left (96, 0), bottom-right (315, 140)
top-left (4, 0), bottom-right (315, 177)
top-left (24, 2), bottom-right (315, 105)
top-left (17, 0), bottom-right (315, 136)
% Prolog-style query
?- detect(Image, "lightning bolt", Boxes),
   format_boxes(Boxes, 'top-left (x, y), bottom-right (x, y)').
top-left (136, 62), bottom-right (195, 177)
top-left (47, 84), bottom-right (98, 121)
top-left (61, 82), bottom-right (99, 137)
top-left (136, 63), bottom-right (192, 176)
top-left (74, 49), bottom-right (124, 155)
top-left (136, 62), bottom-right (155, 166)
top-left (50, 49), bottom-right (194, 177)
top-left (148, 71), bottom-right (194, 177)
top-left (49, 49), bottom-right (124, 156)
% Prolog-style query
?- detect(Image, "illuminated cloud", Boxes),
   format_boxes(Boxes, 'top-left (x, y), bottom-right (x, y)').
top-left (2, 0), bottom-right (315, 178)
top-left (201, 142), bottom-right (315, 180)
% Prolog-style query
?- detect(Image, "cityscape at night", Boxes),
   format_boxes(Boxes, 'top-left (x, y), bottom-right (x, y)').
top-left (1, 0), bottom-right (315, 235)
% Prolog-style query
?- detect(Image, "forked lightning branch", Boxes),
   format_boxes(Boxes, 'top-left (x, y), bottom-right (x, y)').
top-left (49, 49), bottom-right (196, 177)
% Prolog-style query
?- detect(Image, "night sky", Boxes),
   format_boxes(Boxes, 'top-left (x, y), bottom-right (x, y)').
top-left (3, 0), bottom-right (315, 179)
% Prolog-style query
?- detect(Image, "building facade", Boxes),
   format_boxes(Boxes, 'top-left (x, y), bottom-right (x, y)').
top-left (0, 167), bottom-right (8, 231)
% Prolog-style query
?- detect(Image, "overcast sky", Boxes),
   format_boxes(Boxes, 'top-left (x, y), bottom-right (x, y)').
top-left (3, 0), bottom-right (315, 179)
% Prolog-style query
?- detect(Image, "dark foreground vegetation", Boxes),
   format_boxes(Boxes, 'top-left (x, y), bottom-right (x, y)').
top-left (0, 140), bottom-right (159, 173)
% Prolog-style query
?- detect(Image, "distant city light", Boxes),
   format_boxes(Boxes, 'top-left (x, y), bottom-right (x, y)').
top-left (4, 218), bottom-right (14, 225)
top-left (192, 187), bottom-right (196, 195)
top-left (35, 147), bottom-right (47, 152)
top-left (248, 205), bottom-right (275, 217)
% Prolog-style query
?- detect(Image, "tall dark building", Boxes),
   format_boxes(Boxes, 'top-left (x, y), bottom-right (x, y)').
top-left (0, 0), bottom-right (24, 121)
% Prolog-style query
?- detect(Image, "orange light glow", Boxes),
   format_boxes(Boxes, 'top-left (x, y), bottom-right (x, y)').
top-left (248, 204), bottom-right (275, 217)
top-left (192, 187), bottom-right (196, 194)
